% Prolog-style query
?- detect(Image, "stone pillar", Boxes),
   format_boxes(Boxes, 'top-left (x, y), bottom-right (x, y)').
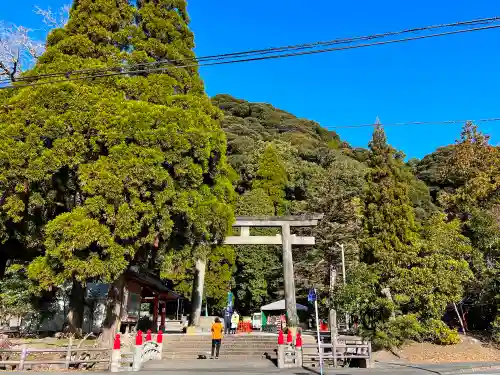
top-left (156, 331), bottom-right (163, 360)
top-left (277, 344), bottom-right (285, 369)
top-left (110, 334), bottom-right (121, 373)
top-left (295, 347), bottom-right (303, 367)
top-left (282, 223), bottom-right (298, 327)
top-left (132, 331), bottom-right (142, 372)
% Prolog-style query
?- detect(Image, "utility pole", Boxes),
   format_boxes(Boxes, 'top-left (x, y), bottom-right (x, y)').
top-left (329, 263), bottom-right (337, 343)
top-left (339, 243), bottom-right (349, 331)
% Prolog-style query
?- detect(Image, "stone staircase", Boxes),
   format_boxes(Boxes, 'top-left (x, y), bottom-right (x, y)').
top-left (160, 333), bottom-right (317, 361)
top-left (161, 334), bottom-right (279, 360)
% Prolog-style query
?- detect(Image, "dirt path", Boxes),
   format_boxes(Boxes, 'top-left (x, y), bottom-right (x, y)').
top-left (373, 336), bottom-right (500, 363)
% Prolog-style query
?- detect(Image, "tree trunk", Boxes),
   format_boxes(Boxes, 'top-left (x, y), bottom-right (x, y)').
top-left (189, 258), bottom-right (206, 327)
top-left (0, 252), bottom-right (7, 280)
top-left (381, 287), bottom-right (396, 320)
top-left (67, 278), bottom-right (85, 337)
top-left (100, 274), bottom-right (127, 346)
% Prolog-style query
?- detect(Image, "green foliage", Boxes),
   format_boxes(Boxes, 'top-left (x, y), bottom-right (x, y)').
top-left (212, 94), bottom-right (342, 193)
top-left (204, 246), bottom-right (236, 309)
top-left (493, 316), bottom-right (500, 343)
top-left (0, 265), bottom-right (34, 320)
top-left (253, 144), bottom-right (288, 215)
top-left (422, 319), bottom-right (460, 345)
top-left (160, 245), bottom-right (236, 311)
top-left (437, 122), bottom-right (500, 212)
top-left (391, 213), bottom-right (475, 320)
top-left (333, 126), bottom-right (476, 347)
top-left (362, 125), bottom-right (420, 279)
top-left (296, 156), bottom-right (366, 289)
top-left (370, 315), bottom-right (459, 349)
top-left (1, 0), bottom-right (233, 294)
top-left (232, 187), bottom-right (282, 312)
top-left (371, 314), bottom-right (425, 349)
top-left (417, 122), bottom-right (500, 331)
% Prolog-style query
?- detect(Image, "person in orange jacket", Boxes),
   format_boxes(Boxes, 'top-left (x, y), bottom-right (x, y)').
top-left (211, 317), bottom-right (223, 359)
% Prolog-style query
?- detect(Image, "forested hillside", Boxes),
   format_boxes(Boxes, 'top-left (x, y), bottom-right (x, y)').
top-left (0, 0), bottom-right (498, 352)
top-left (198, 95), bottom-right (499, 348)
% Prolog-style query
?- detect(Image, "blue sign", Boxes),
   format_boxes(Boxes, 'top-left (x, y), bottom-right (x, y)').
top-left (308, 289), bottom-right (317, 302)
top-left (227, 291), bottom-right (234, 308)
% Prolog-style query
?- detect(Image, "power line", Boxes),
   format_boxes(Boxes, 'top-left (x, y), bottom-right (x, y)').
top-left (1, 22), bottom-right (500, 90)
top-left (330, 117), bottom-right (500, 129)
top-left (2, 16), bottom-right (498, 85)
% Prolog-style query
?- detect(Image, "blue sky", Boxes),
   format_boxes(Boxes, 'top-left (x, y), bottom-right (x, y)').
top-left (3, 0), bottom-right (500, 158)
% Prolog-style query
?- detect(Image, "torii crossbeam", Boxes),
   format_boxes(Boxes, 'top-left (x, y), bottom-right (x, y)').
top-left (225, 214), bottom-right (323, 327)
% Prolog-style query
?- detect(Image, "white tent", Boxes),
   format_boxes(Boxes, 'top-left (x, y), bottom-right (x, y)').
top-left (260, 299), bottom-right (308, 311)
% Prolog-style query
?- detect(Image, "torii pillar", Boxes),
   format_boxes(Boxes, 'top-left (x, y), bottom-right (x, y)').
top-left (225, 215), bottom-right (323, 327)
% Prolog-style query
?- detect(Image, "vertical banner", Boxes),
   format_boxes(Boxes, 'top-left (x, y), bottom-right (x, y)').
top-left (227, 291), bottom-right (234, 310)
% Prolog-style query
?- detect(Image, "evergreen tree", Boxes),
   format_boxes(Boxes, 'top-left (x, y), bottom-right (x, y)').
top-left (253, 143), bottom-right (288, 215)
top-left (362, 125), bottom-right (420, 271)
top-left (347, 126), bottom-right (474, 346)
top-left (438, 122), bottom-right (500, 213)
top-left (0, 0), bottom-right (233, 339)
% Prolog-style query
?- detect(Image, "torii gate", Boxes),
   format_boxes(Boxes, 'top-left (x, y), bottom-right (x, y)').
top-left (224, 214), bottom-right (323, 327)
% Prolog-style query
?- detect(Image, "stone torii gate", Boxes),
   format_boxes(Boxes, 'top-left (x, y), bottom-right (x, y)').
top-left (224, 214), bottom-right (323, 327)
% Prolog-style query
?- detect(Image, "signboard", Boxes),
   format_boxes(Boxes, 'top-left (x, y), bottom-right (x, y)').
top-left (308, 289), bottom-right (317, 302)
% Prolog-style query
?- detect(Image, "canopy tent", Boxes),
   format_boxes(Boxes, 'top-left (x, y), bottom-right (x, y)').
top-left (260, 299), bottom-right (308, 312)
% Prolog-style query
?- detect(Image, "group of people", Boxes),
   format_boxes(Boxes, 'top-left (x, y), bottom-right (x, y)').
top-left (224, 309), bottom-right (240, 335)
top-left (209, 309), bottom-right (240, 359)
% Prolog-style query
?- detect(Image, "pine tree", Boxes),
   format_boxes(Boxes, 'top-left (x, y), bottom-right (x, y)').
top-left (0, 0), bottom-right (233, 339)
top-left (362, 125), bottom-right (420, 271)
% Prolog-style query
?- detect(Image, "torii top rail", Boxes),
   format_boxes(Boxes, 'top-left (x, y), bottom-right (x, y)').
top-left (224, 214), bottom-right (323, 327)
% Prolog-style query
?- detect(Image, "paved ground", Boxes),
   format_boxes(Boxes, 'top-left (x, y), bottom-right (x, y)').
top-left (14, 360), bottom-right (500, 375)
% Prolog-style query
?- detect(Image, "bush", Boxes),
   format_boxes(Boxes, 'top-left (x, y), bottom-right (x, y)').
top-left (492, 316), bottom-right (500, 343)
top-left (422, 319), bottom-right (460, 345)
top-left (368, 315), bottom-right (460, 350)
top-left (372, 314), bottom-right (424, 350)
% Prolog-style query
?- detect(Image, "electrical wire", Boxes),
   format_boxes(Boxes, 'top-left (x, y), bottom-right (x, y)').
top-left (2, 16), bottom-right (498, 84)
top-left (0, 16), bottom-right (499, 85)
top-left (1, 23), bottom-right (499, 90)
top-left (329, 117), bottom-right (500, 129)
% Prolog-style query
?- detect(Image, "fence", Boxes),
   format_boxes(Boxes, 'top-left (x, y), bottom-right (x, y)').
top-left (0, 329), bottom-right (164, 372)
top-left (0, 338), bottom-right (111, 371)
top-left (276, 329), bottom-right (372, 370)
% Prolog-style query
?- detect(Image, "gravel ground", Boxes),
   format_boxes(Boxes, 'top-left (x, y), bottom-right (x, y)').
top-left (373, 336), bottom-right (500, 363)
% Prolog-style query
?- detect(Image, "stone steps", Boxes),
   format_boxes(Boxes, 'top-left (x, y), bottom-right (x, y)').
top-left (161, 353), bottom-right (276, 360)
top-left (163, 346), bottom-right (277, 352)
top-left (159, 334), bottom-right (282, 361)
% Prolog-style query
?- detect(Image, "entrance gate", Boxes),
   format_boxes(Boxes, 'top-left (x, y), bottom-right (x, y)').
top-left (224, 215), bottom-right (323, 326)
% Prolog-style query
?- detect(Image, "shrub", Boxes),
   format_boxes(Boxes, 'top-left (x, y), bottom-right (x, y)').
top-left (492, 316), bottom-right (500, 343)
top-left (423, 319), bottom-right (460, 345)
top-left (372, 314), bottom-right (424, 350)
top-left (368, 315), bottom-right (460, 349)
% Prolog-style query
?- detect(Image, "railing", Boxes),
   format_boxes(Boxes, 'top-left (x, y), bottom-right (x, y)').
top-left (0, 343), bottom-right (111, 371)
top-left (277, 329), bottom-right (303, 369)
top-left (302, 338), bottom-right (372, 368)
top-left (0, 329), bottom-right (164, 372)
